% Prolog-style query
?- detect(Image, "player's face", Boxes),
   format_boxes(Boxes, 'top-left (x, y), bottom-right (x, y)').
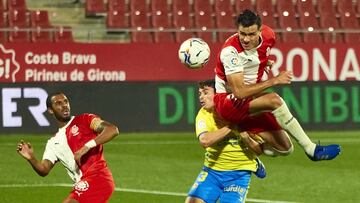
top-left (49, 94), bottom-right (71, 122)
top-left (238, 24), bottom-right (261, 50)
top-left (198, 86), bottom-right (215, 111)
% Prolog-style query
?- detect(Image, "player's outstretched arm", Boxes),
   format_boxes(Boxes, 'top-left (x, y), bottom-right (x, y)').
top-left (17, 140), bottom-right (54, 177)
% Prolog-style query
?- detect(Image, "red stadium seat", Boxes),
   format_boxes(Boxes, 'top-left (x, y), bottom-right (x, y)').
top-left (130, 0), bottom-right (149, 14)
top-left (298, 14), bottom-right (323, 43)
top-left (255, 0), bottom-right (276, 17)
top-left (54, 26), bottom-right (74, 43)
top-left (151, 0), bottom-right (169, 13)
top-left (193, 0), bottom-right (213, 14)
top-left (0, 11), bottom-right (7, 42)
top-left (295, 0), bottom-right (317, 17)
top-left (31, 26), bottom-right (52, 42)
top-left (278, 12), bottom-right (298, 29)
top-left (172, 0), bottom-right (191, 14)
top-left (173, 11), bottom-right (193, 42)
top-left (339, 14), bottom-right (360, 43)
top-left (214, 0), bottom-right (233, 14)
top-left (235, 0), bottom-right (253, 14)
top-left (336, 0), bottom-right (355, 16)
top-left (30, 10), bottom-right (52, 43)
top-left (317, 0), bottom-right (337, 17)
top-left (8, 9), bottom-right (28, 27)
top-left (8, 27), bottom-right (30, 42)
top-left (30, 10), bottom-right (50, 27)
top-left (261, 13), bottom-right (279, 29)
top-left (281, 32), bottom-right (302, 43)
top-left (108, 0), bottom-right (127, 14)
top-left (0, 0), bottom-right (4, 11)
top-left (131, 31), bottom-right (153, 43)
top-left (194, 10), bottom-right (215, 43)
top-left (151, 9), bottom-right (174, 42)
top-left (276, 0), bottom-right (296, 17)
top-left (6, 0), bottom-right (27, 11)
top-left (106, 10), bottom-right (129, 29)
top-left (85, 0), bottom-right (107, 17)
top-left (319, 14), bottom-right (343, 43)
top-left (215, 11), bottom-right (235, 42)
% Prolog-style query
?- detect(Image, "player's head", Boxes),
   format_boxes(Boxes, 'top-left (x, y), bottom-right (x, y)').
top-left (236, 9), bottom-right (262, 50)
top-left (46, 92), bottom-right (72, 122)
top-left (198, 80), bottom-right (215, 111)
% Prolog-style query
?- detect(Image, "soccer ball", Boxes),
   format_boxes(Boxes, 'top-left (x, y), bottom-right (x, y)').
top-left (178, 38), bottom-right (210, 69)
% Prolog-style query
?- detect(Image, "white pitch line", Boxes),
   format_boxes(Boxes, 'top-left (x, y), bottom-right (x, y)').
top-left (0, 183), bottom-right (300, 203)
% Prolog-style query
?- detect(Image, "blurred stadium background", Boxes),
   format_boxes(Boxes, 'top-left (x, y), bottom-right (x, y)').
top-left (0, 0), bottom-right (359, 202)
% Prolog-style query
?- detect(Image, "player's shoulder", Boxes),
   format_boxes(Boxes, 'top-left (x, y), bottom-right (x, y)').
top-left (196, 108), bottom-right (214, 121)
top-left (75, 113), bottom-right (99, 120)
top-left (222, 33), bottom-right (242, 50)
top-left (261, 25), bottom-right (275, 42)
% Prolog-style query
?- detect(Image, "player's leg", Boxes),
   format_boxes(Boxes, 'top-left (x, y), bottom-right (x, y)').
top-left (186, 167), bottom-right (222, 203)
top-left (68, 175), bottom-right (115, 203)
top-left (219, 170), bottom-right (251, 203)
top-left (258, 130), bottom-right (294, 156)
top-left (249, 93), bottom-right (340, 161)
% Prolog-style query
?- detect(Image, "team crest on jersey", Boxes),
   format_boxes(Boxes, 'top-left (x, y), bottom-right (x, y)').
top-left (230, 57), bottom-right (240, 66)
top-left (197, 120), bottom-right (206, 129)
top-left (71, 125), bottom-right (79, 136)
top-left (74, 180), bottom-right (89, 191)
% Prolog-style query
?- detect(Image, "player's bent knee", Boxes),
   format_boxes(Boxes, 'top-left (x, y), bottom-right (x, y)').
top-left (265, 93), bottom-right (283, 109)
top-left (274, 144), bottom-right (294, 156)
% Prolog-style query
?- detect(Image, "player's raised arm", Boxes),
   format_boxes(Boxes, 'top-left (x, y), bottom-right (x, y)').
top-left (17, 140), bottom-right (54, 177)
top-left (74, 118), bottom-right (119, 165)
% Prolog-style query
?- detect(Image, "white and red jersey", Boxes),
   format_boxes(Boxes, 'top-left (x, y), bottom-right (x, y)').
top-left (215, 25), bottom-right (275, 93)
top-left (43, 113), bottom-right (111, 183)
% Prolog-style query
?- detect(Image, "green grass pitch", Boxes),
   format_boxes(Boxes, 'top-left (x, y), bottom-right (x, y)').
top-left (0, 132), bottom-right (359, 203)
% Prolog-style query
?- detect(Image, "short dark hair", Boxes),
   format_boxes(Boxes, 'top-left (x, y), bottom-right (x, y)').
top-left (198, 79), bottom-right (215, 89)
top-left (46, 92), bottom-right (65, 108)
top-left (236, 9), bottom-right (262, 28)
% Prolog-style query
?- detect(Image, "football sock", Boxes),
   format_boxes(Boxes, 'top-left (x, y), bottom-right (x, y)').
top-left (272, 101), bottom-right (316, 156)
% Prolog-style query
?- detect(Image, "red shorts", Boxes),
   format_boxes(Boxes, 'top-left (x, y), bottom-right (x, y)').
top-left (214, 93), bottom-right (281, 134)
top-left (68, 172), bottom-right (115, 203)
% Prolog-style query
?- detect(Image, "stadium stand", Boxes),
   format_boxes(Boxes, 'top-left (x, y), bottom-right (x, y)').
top-left (1, 0), bottom-right (360, 44)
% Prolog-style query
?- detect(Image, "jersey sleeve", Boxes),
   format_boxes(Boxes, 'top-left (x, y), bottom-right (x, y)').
top-left (195, 109), bottom-right (213, 138)
top-left (42, 141), bottom-right (58, 164)
top-left (220, 46), bottom-right (248, 75)
top-left (82, 113), bottom-right (101, 131)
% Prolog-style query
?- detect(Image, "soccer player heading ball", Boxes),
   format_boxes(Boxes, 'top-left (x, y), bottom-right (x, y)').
top-left (213, 9), bottom-right (340, 161)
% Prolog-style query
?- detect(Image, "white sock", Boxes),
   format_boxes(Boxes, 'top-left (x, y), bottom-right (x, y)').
top-left (272, 101), bottom-right (316, 156)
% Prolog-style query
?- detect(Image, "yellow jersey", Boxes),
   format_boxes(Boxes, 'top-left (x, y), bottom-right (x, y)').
top-left (195, 108), bottom-right (257, 171)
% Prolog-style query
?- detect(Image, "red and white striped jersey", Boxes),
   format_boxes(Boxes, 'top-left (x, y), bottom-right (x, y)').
top-left (215, 25), bottom-right (275, 93)
top-left (43, 113), bottom-right (110, 183)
